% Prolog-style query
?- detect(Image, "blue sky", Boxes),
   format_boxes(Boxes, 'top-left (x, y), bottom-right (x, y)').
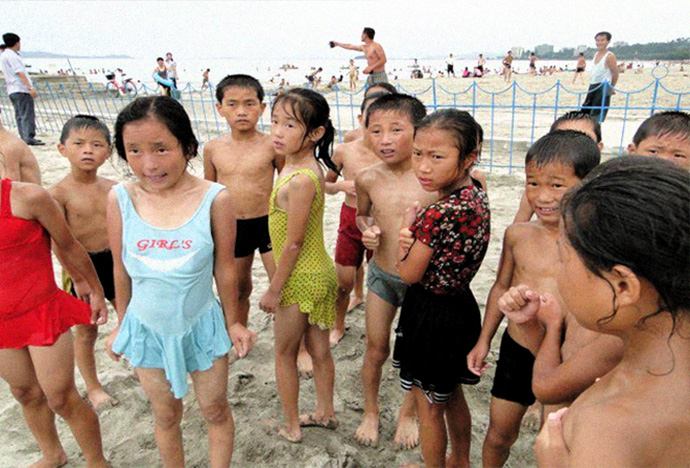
top-left (4, 0), bottom-right (689, 59)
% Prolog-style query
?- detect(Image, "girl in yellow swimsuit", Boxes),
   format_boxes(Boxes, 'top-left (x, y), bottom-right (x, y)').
top-left (259, 88), bottom-right (339, 442)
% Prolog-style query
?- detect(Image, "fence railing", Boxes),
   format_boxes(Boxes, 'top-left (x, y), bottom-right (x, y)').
top-left (1, 69), bottom-right (688, 173)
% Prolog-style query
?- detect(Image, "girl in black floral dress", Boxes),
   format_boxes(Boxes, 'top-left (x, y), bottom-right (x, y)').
top-left (394, 109), bottom-right (490, 468)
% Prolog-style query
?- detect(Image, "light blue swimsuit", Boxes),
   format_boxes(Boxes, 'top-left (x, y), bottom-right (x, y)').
top-left (112, 182), bottom-right (231, 398)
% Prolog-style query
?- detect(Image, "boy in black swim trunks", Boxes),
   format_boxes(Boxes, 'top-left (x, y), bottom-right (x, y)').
top-left (50, 115), bottom-right (118, 411)
top-left (466, 130), bottom-right (601, 467)
top-left (204, 74), bottom-right (284, 329)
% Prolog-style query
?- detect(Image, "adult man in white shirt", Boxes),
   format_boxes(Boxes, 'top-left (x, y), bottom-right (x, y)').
top-left (0, 33), bottom-right (43, 146)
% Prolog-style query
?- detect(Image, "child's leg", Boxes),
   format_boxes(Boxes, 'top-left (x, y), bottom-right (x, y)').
top-left (0, 347), bottom-right (68, 467)
top-left (191, 355), bottom-right (233, 468)
top-left (482, 397), bottom-right (528, 468)
top-left (303, 324), bottom-right (336, 424)
top-left (445, 386), bottom-right (472, 468)
top-left (136, 368), bottom-right (184, 468)
top-left (355, 291), bottom-right (398, 445)
top-left (259, 251), bottom-right (277, 280)
top-left (73, 323), bottom-right (115, 410)
top-left (29, 332), bottom-right (107, 468)
top-left (274, 303), bottom-right (310, 441)
top-left (332, 263), bottom-right (357, 345)
top-left (351, 264), bottom-right (365, 310)
top-left (412, 387), bottom-right (447, 468)
top-left (235, 254), bottom-right (255, 327)
top-left (394, 391), bottom-right (419, 450)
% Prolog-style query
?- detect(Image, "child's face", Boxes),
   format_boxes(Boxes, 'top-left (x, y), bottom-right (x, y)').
top-left (366, 110), bottom-right (415, 166)
top-left (412, 128), bottom-right (470, 193)
top-left (58, 127), bottom-right (111, 172)
top-left (216, 86), bottom-right (265, 132)
top-left (628, 134), bottom-right (690, 170)
top-left (525, 161), bottom-right (581, 225)
top-left (122, 118), bottom-right (188, 191)
top-left (554, 120), bottom-right (603, 151)
top-left (270, 102), bottom-right (307, 156)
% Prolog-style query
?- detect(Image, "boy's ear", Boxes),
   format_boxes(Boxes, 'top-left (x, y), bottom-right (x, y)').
top-left (215, 102), bottom-right (223, 114)
top-left (627, 143), bottom-right (637, 155)
top-left (598, 141), bottom-right (604, 151)
top-left (357, 114), bottom-right (363, 127)
top-left (309, 126), bottom-right (326, 143)
top-left (260, 102), bottom-right (267, 114)
top-left (57, 143), bottom-right (67, 157)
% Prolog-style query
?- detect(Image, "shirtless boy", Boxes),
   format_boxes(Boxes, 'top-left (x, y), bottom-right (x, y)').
top-left (332, 27), bottom-right (388, 87)
top-left (0, 115), bottom-right (41, 184)
top-left (466, 130), bottom-right (600, 467)
top-left (204, 74), bottom-right (284, 327)
top-left (354, 94), bottom-right (436, 448)
top-left (50, 115), bottom-right (118, 410)
top-left (325, 92), bottom-right (386, 345)
top-left (343, 82), bottom-right (396, 143)
top-left (627, 110), bottom-right (690, 170)
top-left (502, 51), bottom-right (513, 82)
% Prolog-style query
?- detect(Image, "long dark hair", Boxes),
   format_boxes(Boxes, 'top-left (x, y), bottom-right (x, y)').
top-left (271, 88), bottom-right (338, 173)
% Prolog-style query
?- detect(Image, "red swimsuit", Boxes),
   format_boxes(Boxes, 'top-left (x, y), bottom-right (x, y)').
top-left (0, 179), bottom-right (90, 348)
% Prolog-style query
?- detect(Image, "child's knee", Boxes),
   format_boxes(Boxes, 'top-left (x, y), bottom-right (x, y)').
top-left (10, 383), bottom-right (45, 407)
top-left (199, 399), bottom-right (231, 425)
top-left (45, 386), bottom-right (78, 415)
top-left (152, 404), bottom-right (184, 430)
top-left (486, 420), bottom-right (520, 448)
top-left (75, 324), bottom-right (98, 344)
top-left (365, 339), bottom-right (390, 364)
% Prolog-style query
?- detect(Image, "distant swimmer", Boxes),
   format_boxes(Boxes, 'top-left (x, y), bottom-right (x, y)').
top-left (502, 51), bottom-right (514, 82)
top-left (573, 53), bottom-right (586, 84)
top-left (331, 27), bottom-right (388, 88)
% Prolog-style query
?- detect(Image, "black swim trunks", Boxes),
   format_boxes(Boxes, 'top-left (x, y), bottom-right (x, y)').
top-left (490, 330), bottom-right (536, 407)
top-left (69, 249), bottom-right (115, 302)
top-left (576, 66), bottom-right (585, 73)
top-left (235, 215), bottom-right (272, 258)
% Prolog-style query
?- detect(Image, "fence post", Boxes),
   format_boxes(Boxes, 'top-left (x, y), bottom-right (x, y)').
top-left (598, 81), bottom-right (608, 123)
top-left (650, 77), bottom-right (660, 116)
top-left (432, 78), bottom-right (437, 111)
top-left (334, 88), bottom-right (342, 143)
top-left (509, 81), bottom-right (517, 173)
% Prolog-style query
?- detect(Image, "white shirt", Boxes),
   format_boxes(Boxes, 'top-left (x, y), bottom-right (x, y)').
top-left (0, 49), bottom-right (31, 95)
top-left (590, 51), bottom-right (612, 84)
top-left (165, 59), bottom-right (177, 79)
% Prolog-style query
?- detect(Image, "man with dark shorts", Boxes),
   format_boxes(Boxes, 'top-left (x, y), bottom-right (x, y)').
top-left (331, 27), bottom-right (388, 87)
top-left (581, 31), bottom-right (618, 122)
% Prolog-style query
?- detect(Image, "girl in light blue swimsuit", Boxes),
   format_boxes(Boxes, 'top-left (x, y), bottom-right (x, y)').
top-left (105, 96), bottom-right (255, 468)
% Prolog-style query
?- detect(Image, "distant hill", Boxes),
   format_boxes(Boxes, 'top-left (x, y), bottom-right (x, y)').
top-left (535, 38), bottom-right (690, 61)
top-left (21, 51), bottom-right (133, 59)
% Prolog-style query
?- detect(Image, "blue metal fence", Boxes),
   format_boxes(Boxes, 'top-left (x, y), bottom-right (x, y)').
top-left (1, 69), bottom-right (688, 173)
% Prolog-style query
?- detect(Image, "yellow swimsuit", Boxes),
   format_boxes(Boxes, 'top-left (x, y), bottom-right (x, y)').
top-left (269, 168), bottom-right (337, 329)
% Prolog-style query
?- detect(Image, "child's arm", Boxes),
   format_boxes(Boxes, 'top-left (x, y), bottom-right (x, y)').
top-left (512, 191), bottom-right (533, 223)
top-left (26, 184), bottom-right (107, 326)
top-left (203, 142), bottom-right (217, 182)
top-left (105, 189), bottom-right (131, 361)
top-left (211, 189), bottom-right (257, 358)
top-left (324, 146), bottom-right (350, 195)
top-left (354, 171), bottom-right (379, 250)
top-left (259, 174), bottom-right (315, 314)
top-left (467, 227), bottom-right (516, 375)
top-left (497, 285), bottom-right (548, 355)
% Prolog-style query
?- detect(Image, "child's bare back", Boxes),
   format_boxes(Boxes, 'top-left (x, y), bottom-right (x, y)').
top-left (328, 138), bottom-right (380, 207)
top-left (204, 132), bottom-right (281, 219)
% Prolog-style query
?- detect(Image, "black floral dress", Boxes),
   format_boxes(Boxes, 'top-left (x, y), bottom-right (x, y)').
top-left (393, 182), bottom-right (490, 404)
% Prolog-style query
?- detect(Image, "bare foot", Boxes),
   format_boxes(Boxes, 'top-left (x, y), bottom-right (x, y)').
top-left (329, 327), bottom-right (345, 346)
top-left (297, 348), bottom-right (313, 379)
top-left (394, 415), bottom-right (419, 450)
top-left (300, 413), bottom-right (339, 430)
top-left (347, 295), bottom-right (364, 312)
top-left (278, 426), bottom-right (302, 443)
top-left (522, 403), bottom-right (542, 431)
top-left (88, 388), bottom-right (119, 412)
top-left (354, 412), bottom-right (379, 446)
top-left (27, 451), bottom-right (68, 468)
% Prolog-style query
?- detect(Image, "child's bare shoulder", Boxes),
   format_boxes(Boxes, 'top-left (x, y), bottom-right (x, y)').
top-left (356, 161), bottom-right (385, 187)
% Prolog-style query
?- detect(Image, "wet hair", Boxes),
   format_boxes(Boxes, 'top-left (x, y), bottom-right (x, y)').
top-left (525, 130), bottom-right (601, 179)
top-left (579, 52), bottom-right (585, 56)
top-left (114, 96), bottom-right (199, 161)
top-left (60, 114), bottom-right (111, 146)
top-left (632, 111), bottom-right (690, 146)
top-left (562, 155), bottom-right (690, 325)
top-left (360, 91), bottom-right (389, 113)
top-left (365, 93), bottom-right (427, 128)
top-left (364, 82), bottom-right (397, 97)
top-left (2, 33), bottom-right (19, 48)
top-left (595, 31), bottom-right (612, 41)
top-left (363, 27), bottom-right (375, 40)
top-left (271, 88), bottom-right (338, 173)
top-left (415, 109), bottom-right (478, 170)
top-left (551, 111), bottom-right (602, 143)
top-left (156, 57), bottom-right (164, 63)
top-left (215, 74), bottom-right (265, 104)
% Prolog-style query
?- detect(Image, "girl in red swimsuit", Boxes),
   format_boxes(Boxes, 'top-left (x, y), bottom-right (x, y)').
top-left (0, 176), bottom-right (108, 467)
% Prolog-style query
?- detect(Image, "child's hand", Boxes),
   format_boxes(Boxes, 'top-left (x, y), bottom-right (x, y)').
top-left (90, 295), bottom-right (108, 326)
top-left (467, 340), bottom-right (490, 376)
top-left (535, 407), bottom-right (569, 467)
top-left (228, 323), bottom-right (258, 358)
top-left (259, 288), bottom-right (281, 314)
top-left (398, 228), bottom-right (414, 257)
top-left (497, 284), bottom-right (543, 324)
top-left (536, 293), bottom-right (565, 330)
top-left (362, 225), bottom-right (381, 250)
top-left (340, 180), bottom-right (357, 197)
top-left (105, 327), bottom-right (121, 362)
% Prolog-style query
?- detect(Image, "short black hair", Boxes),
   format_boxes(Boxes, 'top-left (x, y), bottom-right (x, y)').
top-left (632, 111), bottom-right (690, 146)
top-left (114, 96), bottom-right (198, 161)
top-left (365, 93), bottom-right (426, 128)
top-left (595, 31), bottom-right (612, 41)
top-left (2, 33), bottom-right (19, 48)
top-left (360, 92), bottom-right (388, 113)
top-left (156, 57), bottom-right (164, 62)
top-left (60, 114), bottom-right (111, 146)
top-left (551, 111), bottom-right (602, 143)
top-left (215, 74), bottom-right (265, 104)
top-left (525, 129), bottom-right (601, 179)
top-left (363, 27), bottom-right (375, 39)
top-left (364, 82), bottom-right (397, 97)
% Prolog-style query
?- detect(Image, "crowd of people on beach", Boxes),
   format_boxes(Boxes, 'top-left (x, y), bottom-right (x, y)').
top-left (1, 27), bottom-right (690, 468)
